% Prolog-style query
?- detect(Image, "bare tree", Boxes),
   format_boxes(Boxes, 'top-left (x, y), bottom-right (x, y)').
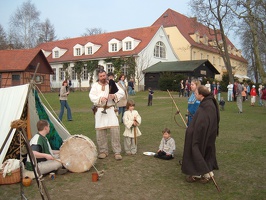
top-left (0, 24), bottom-right (7, 50)
top-left (73, 61), bottom-right (85, 91)
top-left (135, 51), bottom-right (152, 91)
top-left (231, 0), bottom-right (266, 83)
top-left (189, 0), bottom-right (236, 83)
top-left (9, 0), bottom-right (40, 48)
top-left (62, 62), bottom-right (70, 81)
top-left (82, 27), bottom-right (106, 36)
top-left (238, 26), bottom-right (258, 82)
top-left (38, 18), bottom-right (57, 44)
top-left (85, 60), bottom-right (99, 87)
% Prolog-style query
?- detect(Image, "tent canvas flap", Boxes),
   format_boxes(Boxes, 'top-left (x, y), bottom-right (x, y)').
top-left (0, 84), bottom-right (71, 165)
top-left (0, 84), bottom-right (29, 164)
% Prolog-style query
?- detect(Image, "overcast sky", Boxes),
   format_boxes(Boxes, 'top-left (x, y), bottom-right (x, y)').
top-left (0, 0), bottom-right (240, 48)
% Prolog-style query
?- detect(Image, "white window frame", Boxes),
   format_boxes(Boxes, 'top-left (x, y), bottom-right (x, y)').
top-left (83, 66), bottom-right (88, 80)
top-left (59, 68), bottom-right (64, 81)
top-left (153, 41), bottom-right (166, 58)
top-left (107, 64), bottom-right (113, 73)
top-left (52, 68), bottom-right (56, 81)
top-left (111, 43), bottom-right (117, 52)
top-left (54, 51), bottom-right (59, 58)
top-left (87, 46), bottom-right (92, 55)
top-left (76, 48), bottom-right (81, 56)
top-left (125, 41), bottom-right (132, 50)
top-left (71, 67), bottom-right (76, 80)
top-left (193, 51), bottom-right (196, 60)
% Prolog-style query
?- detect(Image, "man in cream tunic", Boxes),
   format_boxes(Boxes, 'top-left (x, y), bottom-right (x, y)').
top-left (89, 69), bottom-right (124, 160)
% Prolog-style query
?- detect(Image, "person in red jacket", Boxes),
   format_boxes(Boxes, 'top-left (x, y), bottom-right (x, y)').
top-left (261, 86), bottom-right (266, 107)
top-left (250, 85), bottom-right (257, 106)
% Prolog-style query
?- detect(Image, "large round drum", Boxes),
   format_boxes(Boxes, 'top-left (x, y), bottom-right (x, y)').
top-left (59, 135), bottom-right (97, 173)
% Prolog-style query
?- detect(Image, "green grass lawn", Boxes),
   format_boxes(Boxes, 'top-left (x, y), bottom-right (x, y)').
top-left (1, 90), bottom-right (265, 200)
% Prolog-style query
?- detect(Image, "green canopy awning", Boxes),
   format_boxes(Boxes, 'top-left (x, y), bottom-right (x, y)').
top-left (143, 60), bottom-right (220, 74)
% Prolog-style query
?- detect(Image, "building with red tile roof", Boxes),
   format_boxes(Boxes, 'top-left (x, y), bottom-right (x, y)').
top-left (152, 8), bottom-right (248, 80)
top-left (37, 26), bottom-right (179, 90)
top-left (0, 48), bottom-right (53, 92)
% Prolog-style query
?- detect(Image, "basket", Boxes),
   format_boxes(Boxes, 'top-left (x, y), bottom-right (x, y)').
top-left (0, 168), bottom-right (21, 185)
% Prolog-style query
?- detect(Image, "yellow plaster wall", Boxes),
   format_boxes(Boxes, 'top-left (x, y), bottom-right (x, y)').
top-left (164, 27), bottom-right (248, 80)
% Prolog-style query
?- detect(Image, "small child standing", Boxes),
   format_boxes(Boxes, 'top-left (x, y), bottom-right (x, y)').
top-left (250, 85), bottom-right (257, 106)
top-left (219, 97), bottom-right (225, 111)
top-left (148, 87), bottom-right (154, 106)
top-left (123, 99), bottom-right (142, 155)
top-left (154, 128), bottom-right (176, 160)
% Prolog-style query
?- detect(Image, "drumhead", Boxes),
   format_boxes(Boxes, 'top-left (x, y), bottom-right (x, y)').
top-left (59, 135), bottom-right (97, 173)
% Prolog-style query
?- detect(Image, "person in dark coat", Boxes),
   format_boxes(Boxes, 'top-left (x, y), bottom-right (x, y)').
top-left (181, 85), bottom-right (220, 183)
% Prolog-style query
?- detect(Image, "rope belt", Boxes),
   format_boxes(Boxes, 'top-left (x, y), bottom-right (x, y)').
top-left (98, 105), bottom-right (115, 109)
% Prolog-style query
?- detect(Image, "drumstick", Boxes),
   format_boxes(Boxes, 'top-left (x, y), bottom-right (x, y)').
top-left (82, 151), bottom-right (105, 177)
top-left (54, 158), bottom-right (70, 167)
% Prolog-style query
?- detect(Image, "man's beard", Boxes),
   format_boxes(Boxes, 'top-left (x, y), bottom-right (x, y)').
top-left (99, 78), bottom-right (107, 84)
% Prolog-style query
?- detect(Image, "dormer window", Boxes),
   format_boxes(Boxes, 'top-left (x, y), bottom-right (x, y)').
top-left (76, 48), bottom-right (81, 56)
top-left (195, 32), bottom-right (200, 43)
top-left (108, 39), bottom-right (122, 52)
top-left (111, 43), bottom-right (117, 52)
top-left (203, 35), bottom-right (208, 45)
top-left (84, 42), bottom-right (101, 55)
top-left (122, 36), bottom-right (140, 51)
top-left (54, 51), bottom-right (59, 58)
top-left (73, 44), bottom-right (84, 56)
top-left (125, 41), bottom-right (132, 50)
top-left (228, 45), bottom-right (232, 54)
top-left (87, 46), bottom-right (92, 55)
top-left (52, 47), bottom-right (67, 59)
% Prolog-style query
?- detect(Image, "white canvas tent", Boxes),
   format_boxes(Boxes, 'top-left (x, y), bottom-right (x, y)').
top-left (0, 84), bottom-right (71, 165)
top-left (234, 74), bottom-right (250, 80)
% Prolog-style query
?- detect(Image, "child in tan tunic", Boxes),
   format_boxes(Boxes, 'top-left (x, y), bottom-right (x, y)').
top-left (123, 100), bottom-right (142, 155)
top-left (154, 128), bottom-right (176, 160)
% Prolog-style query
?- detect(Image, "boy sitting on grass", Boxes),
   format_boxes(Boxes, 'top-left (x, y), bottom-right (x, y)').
top-left (154, 128), bottom-right (176, 160)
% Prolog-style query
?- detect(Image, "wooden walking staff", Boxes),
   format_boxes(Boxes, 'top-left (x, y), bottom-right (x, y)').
top-left (167, 89), bottom-right (187, 128)
top-left (134, 127), bottom-right (137, 145)
top-left (209, 172), bottom-right (221, 192)
top-left (133, 117), bottom-right (139, 145)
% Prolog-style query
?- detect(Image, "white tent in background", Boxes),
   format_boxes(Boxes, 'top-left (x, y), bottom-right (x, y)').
top-left (241, 75), bottom-right (250, 79)
top-left (234, 74), bottom-right (250, 80)
top-left (0, 84), bottom-right (71, 165)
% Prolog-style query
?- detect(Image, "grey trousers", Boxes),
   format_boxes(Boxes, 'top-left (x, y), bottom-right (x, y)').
top-left (96, 127), bottom-right (121, 155)
top-left (237, 96), bottom-right (243, 112)
top-left (124, 136), bottom-right (137, 154)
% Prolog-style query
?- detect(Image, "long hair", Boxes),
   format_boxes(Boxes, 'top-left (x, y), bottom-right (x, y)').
top-left (118, 74), bottom-right (125, 81)
top-left (126, 99), bottom-right (135, 110)
top-left (191, 79), bottom-right (201, 87)
top-left (62, 80), bottom-right (68, 86)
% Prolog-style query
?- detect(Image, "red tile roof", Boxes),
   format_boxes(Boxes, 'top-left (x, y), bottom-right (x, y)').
top-left (152, 9), bottom-right (247, 63)
top-left (0, 48), bottom-right (50, 72)
top-left (37, 26), bottom-right (161, 63)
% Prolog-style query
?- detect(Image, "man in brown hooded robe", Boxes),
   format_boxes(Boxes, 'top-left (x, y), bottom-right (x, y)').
top-left (181, 85), bottom-right (220, 183)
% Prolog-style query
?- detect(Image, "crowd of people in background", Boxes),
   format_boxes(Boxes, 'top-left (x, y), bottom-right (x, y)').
top-left (58, 76), bottom-right (266, 121)
top-left (53, 74), bottom-right (266, 184)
